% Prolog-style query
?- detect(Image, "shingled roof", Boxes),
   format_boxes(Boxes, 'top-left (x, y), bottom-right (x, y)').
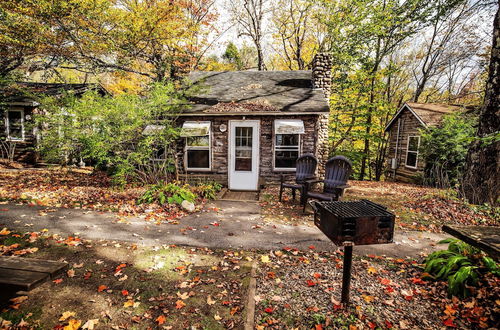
top-left (385, 102), bottom-right (465, 131)
top-left (184, 70), bottom-right (329, 115)
top-left (1, 82), bottom-right (107, 104)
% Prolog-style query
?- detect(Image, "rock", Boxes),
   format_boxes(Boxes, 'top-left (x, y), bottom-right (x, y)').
top-left (181, 200), bottom-right (195, 212)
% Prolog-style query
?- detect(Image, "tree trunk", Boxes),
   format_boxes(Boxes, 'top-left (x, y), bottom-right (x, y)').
top-left (462, 2), bottom-right (500, 206)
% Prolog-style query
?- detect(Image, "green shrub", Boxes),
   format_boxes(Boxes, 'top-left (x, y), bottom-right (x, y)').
top-left (424, 238), bottom-right (499, 297)
top-left (420, 112), bottom-right (476, 188)
top-left (138, 182), bottom-right (197, 205)
top-left (193, 182), bottom-right (222, 200)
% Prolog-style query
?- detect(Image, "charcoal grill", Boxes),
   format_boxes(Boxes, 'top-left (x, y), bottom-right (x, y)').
top-left (311, 199), bottom-right (395, 245)
top-left (310, 199), bottom-right (395, 305)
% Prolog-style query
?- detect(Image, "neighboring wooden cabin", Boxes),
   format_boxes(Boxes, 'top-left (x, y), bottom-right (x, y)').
top-left (384, 102), bottom-right (463, 183)
top-left (172, 54), bottom-right (332, 190)
top-left (1, 82), bottom-right (106, 163)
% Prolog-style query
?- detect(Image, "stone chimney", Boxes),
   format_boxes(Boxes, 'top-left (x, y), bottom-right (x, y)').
top-left (312, 53), bottom-right (332, 98)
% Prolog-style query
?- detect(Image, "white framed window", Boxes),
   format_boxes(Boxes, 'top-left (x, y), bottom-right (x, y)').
top-left (181, 121), bottom-right (211, 171)
top-left (5, 109), bottom-right (25, 141)
top-left (273, 119), bottom-right (304, 171)
top-left (405, 136), bottom-right (420, 169)
top-left (274, 134), bottom-right (301, 170)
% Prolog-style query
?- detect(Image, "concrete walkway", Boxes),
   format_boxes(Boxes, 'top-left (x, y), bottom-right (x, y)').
top-left (0, 200), bottom-right (450, 258)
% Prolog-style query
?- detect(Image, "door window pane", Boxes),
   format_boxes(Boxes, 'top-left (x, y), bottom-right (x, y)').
top-left (235, 127), bottom-right (253, 171)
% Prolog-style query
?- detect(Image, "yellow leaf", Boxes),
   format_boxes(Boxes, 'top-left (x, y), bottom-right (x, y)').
top-left (123, 300), bottom-right (135, 308)
top-left (214, 313), bottom-right (221, 321)
top-left (362, 295), bottom-right (375, 303)
top-left (59, 311), bottom-right (76, 321)
top-left (207, 295), bottom-right (216, 305)
top-left (177, 291), bottom-right (189, 300)
top-left (367, 267), bottom-right (377, 275)
top-left (261, 255), bottom-right (270, 263)
top-left (67, 269), bottom-right (75, 278)
top-left (64, 319), bottom-right (81, 330)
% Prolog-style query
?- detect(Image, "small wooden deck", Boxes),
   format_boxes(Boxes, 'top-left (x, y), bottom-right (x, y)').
top-left (0, 256), bottom-right (68, 294)
top-left (219, 190), bottom-right (259, 202)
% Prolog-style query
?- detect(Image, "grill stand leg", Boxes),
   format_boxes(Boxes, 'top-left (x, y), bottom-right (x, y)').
top-left (341, 241), bottom-right (354, 306)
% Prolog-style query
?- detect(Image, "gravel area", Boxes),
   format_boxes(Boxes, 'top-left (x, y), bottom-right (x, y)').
top-left (254, 248), bottom-right (498, 329)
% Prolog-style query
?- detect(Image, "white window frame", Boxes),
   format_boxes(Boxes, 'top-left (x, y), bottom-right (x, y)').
top-left (273, 133), bottom-right (301, 172)
top-left (5, 109), bottom-right (25, 142)
top-left (405, 135), bottom-right (420, 169)
top-left (184, 123), bottom-right (211, 172)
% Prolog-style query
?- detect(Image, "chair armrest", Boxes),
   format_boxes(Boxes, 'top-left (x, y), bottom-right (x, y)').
top-left (336, 184), bottom-right (350, 189)
top-left (280, 174), bottom-right (285, 183)
top-left (305, 179), bottom-right (322, 184)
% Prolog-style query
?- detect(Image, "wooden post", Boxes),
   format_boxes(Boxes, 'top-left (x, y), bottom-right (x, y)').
top-left (341, 241), bottom-right (354, 306)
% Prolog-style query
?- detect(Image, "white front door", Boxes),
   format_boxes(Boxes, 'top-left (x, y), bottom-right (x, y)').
top-left (229, 120), bottom-right (260, 191)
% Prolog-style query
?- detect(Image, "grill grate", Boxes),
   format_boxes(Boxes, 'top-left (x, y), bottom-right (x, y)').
top-left (318, 199), bottom-right (393, 218)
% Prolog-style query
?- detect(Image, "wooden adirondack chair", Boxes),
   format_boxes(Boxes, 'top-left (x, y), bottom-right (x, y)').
top-left (279, 154), bottom-right (318, 204)
top-left (302, 155), bottom-right (352, 212)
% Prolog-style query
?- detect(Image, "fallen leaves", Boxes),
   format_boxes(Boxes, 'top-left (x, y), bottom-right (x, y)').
top-left (0, 228), bottom-right (11, 235)
top-left (63, 319), bottom-right (82, 330)
top-left (175, 300), bottom-right (186, 309)
top-left (260, 255), bottom-right (270, 263)
top-left (59, 311), bottom-right (76, 321)
top-left (155, 315), bottom-right (166, 325)
top-left (97, 285), bottom-right (108, 292)
top-left (81, 319), bottom-right (99, 330)
top-left (206, 295), bottom-right (216, 305)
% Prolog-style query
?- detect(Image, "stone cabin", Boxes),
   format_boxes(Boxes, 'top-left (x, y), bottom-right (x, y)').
top-left (175, 54), bottom-right (332, 191)
top-left (1, 82), bottom-right (107, 163)
top-left (384, 102), bottom-right (464, 183)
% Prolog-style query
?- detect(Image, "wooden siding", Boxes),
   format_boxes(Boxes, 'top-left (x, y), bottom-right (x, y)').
top-left (177, 114), bottom-right (329, 187)
top-left (385, 108), bottom-right (425, 183)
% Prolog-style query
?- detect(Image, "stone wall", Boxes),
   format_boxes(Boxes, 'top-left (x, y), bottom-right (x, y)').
top-left (177, 114), bottom-right (330, 187)
top-left (312, 53), bottom-right (333, 98)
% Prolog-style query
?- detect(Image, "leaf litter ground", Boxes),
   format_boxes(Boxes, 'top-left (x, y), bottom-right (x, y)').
top-left (260, 181), bottom-right (498, 231)
top-left (0, 228), bottom-right (252, 329)
top-left (254, 248), bottom-right (499, 329)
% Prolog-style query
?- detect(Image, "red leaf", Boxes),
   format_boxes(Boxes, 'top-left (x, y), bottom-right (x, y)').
top-left (379, 278), bottom-right (391, 285)
top-left (309, 245), bottom-right (316, 250)
top-left (385, 320), bottom-right (393, 328)
top-left (367, 321), bottom-right (377, 329)
top-left (315, 325), bottom-right (323, 330)
top-left (97, 285), bottom-right (108, 292)
top-left (443, 318), bottom-right (457, 327)
top-left (313, 273), bottom-right (321, 279)
top-left (306, 280), bottom-right (317, 287)
top-left (52, 278), bottom-right (63, 284)
top-left (121, 290), bottom-right (129, 296)
top-left (264, 307), bottom-right (273, 313)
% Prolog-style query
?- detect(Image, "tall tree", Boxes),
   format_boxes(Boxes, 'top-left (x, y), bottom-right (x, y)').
top-left (271, 0), bottom-right (318, 70)
top-left (462, 1), bottom-right (499, 205)
top-left (229, 0), bottom-right (269, 70)
top-left (411, 0), bottom-right (485, 102)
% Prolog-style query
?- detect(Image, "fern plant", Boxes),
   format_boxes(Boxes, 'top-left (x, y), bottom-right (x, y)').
top-left (138, 182), bottom-right (197, 206)
top-left (424, 239), bottom-right (499, 297)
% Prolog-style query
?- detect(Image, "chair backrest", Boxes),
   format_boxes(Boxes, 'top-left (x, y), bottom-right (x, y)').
top-left (295, 154), bottom-right (318, 183)
top-left (323, 156), bottom-right (352, 193)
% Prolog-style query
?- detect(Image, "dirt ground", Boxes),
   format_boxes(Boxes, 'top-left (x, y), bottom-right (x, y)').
top-left (0, 229), bottom-right (252, 329)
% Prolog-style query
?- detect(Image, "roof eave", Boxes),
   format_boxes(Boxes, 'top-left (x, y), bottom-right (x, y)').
top-left (384, 102), bottom-right (428, 132)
